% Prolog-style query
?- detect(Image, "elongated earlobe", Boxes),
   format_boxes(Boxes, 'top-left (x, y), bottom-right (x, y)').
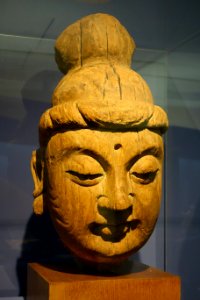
top-left (30, 149), bottom-right (45, 215)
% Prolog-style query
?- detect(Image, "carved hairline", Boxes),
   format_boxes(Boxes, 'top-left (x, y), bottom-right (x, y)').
top-left (39, 101), bottom-right (168, 146)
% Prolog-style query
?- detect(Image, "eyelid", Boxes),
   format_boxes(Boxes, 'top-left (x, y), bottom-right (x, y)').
top-left (126, 147), bottom-right (162, 171)
top-left (129, 153), bottom-right (160, 184)
top-left (131, 169), bottom-right (159, 177)
top-left (62, 149), bottom-right (109, 173)
top-left (66, 170), bottom-right (103, 180)
top-left (131, 169), bottom-right (159, 184)
top-left (66, 170), bottom-right (104, 186)
top-left (81, 150), bottom-right (109, 171)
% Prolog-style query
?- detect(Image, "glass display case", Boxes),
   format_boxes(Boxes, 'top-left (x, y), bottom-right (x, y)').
top-left (0, 1), bottom-right (199, 299)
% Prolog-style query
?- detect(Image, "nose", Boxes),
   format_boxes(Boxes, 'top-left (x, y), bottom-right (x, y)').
top-left (97, 173), bottom-right (134, 211)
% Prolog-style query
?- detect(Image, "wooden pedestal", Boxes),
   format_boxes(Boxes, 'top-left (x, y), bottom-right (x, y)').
top-left (27, 262), bottom-right (180, 300)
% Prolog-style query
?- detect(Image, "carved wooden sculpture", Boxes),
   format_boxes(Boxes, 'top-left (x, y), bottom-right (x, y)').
top-left (31, 13), bottom-right (168, 265)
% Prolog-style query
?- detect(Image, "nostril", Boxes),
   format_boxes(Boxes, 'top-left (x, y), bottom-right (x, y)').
top-left (97, 194), bottom-right (106, 200)
top-left (129, 193), bottom-right (135, 198)
top-left (114, 143), bottom-right (122, 150)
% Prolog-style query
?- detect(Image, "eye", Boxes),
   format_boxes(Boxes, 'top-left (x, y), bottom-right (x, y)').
top-left (66, 170), bottom-right (102, 181)
top-left (129, 155), bottom-right (160, 185)
top-left (66, 170), bottom-right (103, 186)
top-left (63, 153), bottom-right (105, 186)
top-left (131, 170), bottom-right (158, 184)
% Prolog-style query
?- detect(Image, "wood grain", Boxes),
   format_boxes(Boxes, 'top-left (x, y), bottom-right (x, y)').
top-left (27, 262), bottom-right (180, 300)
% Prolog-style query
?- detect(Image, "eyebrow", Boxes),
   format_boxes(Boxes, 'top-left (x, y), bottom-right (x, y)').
top-left (126, 146), bottom-right (163, 170)
top-left (46, 146), bottom-right (81, 162)
top-left (81, 149), bottom-right (110, 171)
top-left (54, 147), bottom-right (109, 171)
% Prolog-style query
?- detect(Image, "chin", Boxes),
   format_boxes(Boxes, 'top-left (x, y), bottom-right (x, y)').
top-left (64, 230), bottom-right (145, 266)
top-left (52, 217), bottom-right (151, 266)
top-left (70, 245), bottom-right (135, 267)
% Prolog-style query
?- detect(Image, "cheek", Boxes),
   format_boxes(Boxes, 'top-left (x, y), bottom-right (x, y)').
top-left (46, 164), bottom-right (100, 230)
top-left (134, 177), bottom-right (162, 222)
top-left (64, 184), bottom-right (99, 230)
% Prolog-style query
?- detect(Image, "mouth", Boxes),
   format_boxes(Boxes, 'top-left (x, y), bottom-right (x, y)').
top-left (89, 219), bottom-right (140, 243)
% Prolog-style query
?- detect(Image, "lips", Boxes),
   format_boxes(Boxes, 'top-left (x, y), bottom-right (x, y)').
top-left (89, 219), bottom-right (140, 243)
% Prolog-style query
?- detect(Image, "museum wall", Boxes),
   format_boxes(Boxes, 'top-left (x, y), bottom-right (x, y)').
top-left (0, 0), bottom-right (199, 299)
top-left (166, 49), bottom-right (200, 299)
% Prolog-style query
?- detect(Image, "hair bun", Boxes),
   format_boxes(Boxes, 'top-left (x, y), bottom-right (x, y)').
top-left (55, 13), bottom-right (135, 74)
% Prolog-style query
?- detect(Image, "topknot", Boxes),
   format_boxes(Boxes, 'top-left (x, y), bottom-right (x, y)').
top-left (55, 13), bottom-right (135, 74)
top-left (37, 13), bottom-right (168, 146)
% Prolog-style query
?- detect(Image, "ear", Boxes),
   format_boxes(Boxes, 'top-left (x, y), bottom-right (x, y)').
top-left (30, 149), bottom-right (45, 215)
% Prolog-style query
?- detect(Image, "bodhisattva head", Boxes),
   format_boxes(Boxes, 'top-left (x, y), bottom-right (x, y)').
top-left (31, 13), bottom-right (168, 265)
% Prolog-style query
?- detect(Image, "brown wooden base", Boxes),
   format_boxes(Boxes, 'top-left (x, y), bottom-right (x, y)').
top-left (27, 261), bottom-right (180, 300)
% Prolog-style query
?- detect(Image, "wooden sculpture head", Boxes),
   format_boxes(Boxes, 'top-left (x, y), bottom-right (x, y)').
top-left (31, 13), bottom-right (168, 265)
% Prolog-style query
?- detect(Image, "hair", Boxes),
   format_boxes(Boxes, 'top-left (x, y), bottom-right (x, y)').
top-left (39, 13), bottom-right (168, 146)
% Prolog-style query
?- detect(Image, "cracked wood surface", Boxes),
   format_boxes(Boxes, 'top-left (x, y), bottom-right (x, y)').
top-left (31, 13), bottom-right (169, 265)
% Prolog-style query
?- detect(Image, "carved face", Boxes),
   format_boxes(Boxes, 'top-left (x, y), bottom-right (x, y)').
top-left (44, 129), bottom-right (163, 264)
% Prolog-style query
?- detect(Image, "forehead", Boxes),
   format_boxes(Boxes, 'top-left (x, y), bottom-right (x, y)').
top-left (46, 129), bottom-right (163, 158)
